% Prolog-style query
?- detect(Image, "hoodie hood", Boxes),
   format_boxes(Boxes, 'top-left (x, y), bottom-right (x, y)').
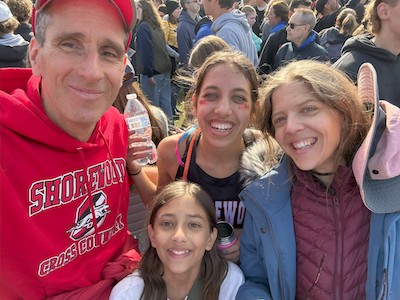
top-left (0, 34), bottom-right (29, 67)
top-left (342, 33), bottom-right (397, 62)
top-left (179, 10), bottom-right (198, 26)
top-left (212, 11), bottom-right (250, 33)
top-left (320, 27), bottom-right (349, 45)
top-left (0, 68), bottom-right (126, 153)
top-left (211, 11), bottom-right (259, 65)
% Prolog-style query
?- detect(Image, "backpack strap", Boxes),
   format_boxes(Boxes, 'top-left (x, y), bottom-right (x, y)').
top-left (175, 126), bottom-right (196, 167)
top-left (182, 128), bottom-right (201, 181)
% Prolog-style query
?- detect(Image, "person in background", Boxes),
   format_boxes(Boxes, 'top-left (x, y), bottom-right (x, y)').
top-left (162, 0), bottom-right (182, 118)
top-left (343, 0), bottom-right (369, 23)
top-left (177, 0), bottom-right (201, 65)
top-left (157, 3), bottom-right (168, 17)
top-left (241, 0), bottom-right (257, 8)
top-left (7, 0), bottom-right (34, 42)
top-left (127, 51), bottom-right (263, 264)
top-left (153, 0), bottom-right (164, 8)
top-left (193, 15), bottom-right (213, 43)
top-left (182, 35), bottom-right (231, 128)
top-left (0, 1), bottom-right (29, 67)
top-left (162, 0), bottom-right (181, 74)
top-left (241, 5), bottom-right (262, 52)
top-left (237, 60), bottom-right (400, 299)
top-left (333, 0), bottom-right (400, 107)
top-left (319, 7), bottom-right (358, 63)
top-left (258, 0), bottom-right (289, 74)
top-left (114, 62), bottom-right (169, 146)
top-left (188, 35), bottom-right (230, 69)
top-left (110, 181), bottom-right (245, 299)
top-left (253, 0), bottom-right (269, 38)
top-left (202, 0), bottom-right (259, 65)
top-left (135, 0), bottom-right (173, 120)
top-left (0, 0), bottom-right (141, 298)
top-left (314, 0), bottom-right (342, 32)
top-left (272, 8), bottom-right (329, 71)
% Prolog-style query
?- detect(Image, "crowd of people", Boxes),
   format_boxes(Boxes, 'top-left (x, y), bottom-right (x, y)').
top-left (0, 0), bottom-right (399, 299)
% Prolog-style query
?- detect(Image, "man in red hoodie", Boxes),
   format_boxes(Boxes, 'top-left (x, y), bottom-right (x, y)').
top-left (0, 0), bottom-right (142, 299)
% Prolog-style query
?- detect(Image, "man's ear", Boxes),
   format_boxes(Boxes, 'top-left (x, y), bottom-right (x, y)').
top-left (124, 54), bottom-right (128, 67)
top-left (376, 2), bottom-right (390, 20)
top-left (29, 38), bottom-right (41, 76)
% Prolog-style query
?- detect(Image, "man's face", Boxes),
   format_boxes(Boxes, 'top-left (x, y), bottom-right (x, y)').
top-left (30, 0), bottom-right (126, 141)
top-left (286, 12), bottom-right (309, 46)
top-left (327, 0), bottom-right (339, 12)
top-left (202, 0), bottom-right (217, 17)
top-left (186, 0), bottom-right (201, 14)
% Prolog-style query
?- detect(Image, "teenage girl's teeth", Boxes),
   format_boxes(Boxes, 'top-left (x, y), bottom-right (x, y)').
top-left (210, 122), bottom-right (232, 130)
top-left (293, 138), bottom-right (316, 150)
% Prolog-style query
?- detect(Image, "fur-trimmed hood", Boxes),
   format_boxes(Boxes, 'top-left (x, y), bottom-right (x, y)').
top-left (240, 138), bottom-right (282, 187)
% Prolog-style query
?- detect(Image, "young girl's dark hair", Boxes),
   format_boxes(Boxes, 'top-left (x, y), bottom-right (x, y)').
top-left (138, 181), bottom-right (227, 300)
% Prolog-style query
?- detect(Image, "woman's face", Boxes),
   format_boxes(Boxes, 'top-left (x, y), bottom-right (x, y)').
top-left (171, 6), bottom-right (182, 20)
top-left (148, 196), bottom-right (217, 281)
top-left (267, 8), bottom-right (281, 27)
top-left (193, 63), bottom-right (253, 150)
top-left (271, 81), bottom-right (342, 173)
top-left (135, 3), bottom-right (143, 21)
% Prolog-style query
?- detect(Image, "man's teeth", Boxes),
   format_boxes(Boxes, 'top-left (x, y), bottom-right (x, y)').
top-left (211, 122), bottom-right (232, 130)
top-left (293, 139), bottom-right (315, 149)
top-left (170, 249), bottom-right (190, 255)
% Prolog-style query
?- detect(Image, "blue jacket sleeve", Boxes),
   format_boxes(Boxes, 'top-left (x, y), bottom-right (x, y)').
top-left (136, 24), bottom-right (154, 77)
top-left (177, 24), bottom-right (192, 65)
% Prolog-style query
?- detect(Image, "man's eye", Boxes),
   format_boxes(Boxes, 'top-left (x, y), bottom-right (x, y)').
top-left (60, 41), bottom-right (78, 49)
top-left (101, 50), bottom-right (119, 59)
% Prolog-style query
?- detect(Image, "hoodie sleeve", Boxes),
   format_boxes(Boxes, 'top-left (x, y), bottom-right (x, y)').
top-left (136, 23), bottom-right (155, 77)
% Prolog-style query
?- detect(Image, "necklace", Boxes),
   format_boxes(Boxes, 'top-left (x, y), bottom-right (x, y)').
top-left (310, 170), bottom-right (334, 176)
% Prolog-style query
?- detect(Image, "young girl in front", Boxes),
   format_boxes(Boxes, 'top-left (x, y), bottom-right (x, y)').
top-left (129, 51), bottom-right (271, 263)
top-left (110, 181), bottom-right (245, 300)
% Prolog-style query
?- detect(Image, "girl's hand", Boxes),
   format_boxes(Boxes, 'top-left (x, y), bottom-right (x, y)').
top-left (219, 237), bottom-right (240, 264)
top-left (126, 134), bottom-right (153, 175)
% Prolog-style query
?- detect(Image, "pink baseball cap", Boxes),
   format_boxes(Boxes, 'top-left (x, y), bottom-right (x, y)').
top-left (352, 63), bottom-right (400, 213)
top-left (32, 0), bottom-right (136, 50)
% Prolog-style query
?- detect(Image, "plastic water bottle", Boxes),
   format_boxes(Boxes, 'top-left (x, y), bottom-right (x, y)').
top-left (124, 93), bottom-right (158, 166)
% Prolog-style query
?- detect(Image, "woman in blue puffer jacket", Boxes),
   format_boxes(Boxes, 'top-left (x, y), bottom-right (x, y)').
top-left (237, 61), bottom-right (400, 300)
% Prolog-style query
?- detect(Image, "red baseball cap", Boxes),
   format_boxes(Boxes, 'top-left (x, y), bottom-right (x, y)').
top-left (32, 0), bottom-right (136, 50)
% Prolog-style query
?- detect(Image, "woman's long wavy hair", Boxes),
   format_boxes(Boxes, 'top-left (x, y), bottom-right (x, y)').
top-left (257, 60), bottom-right (371, 168)
top-left (138, 181), bottom-right (227, 300)
top-left (137, 0), bottom-right (163, 30)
